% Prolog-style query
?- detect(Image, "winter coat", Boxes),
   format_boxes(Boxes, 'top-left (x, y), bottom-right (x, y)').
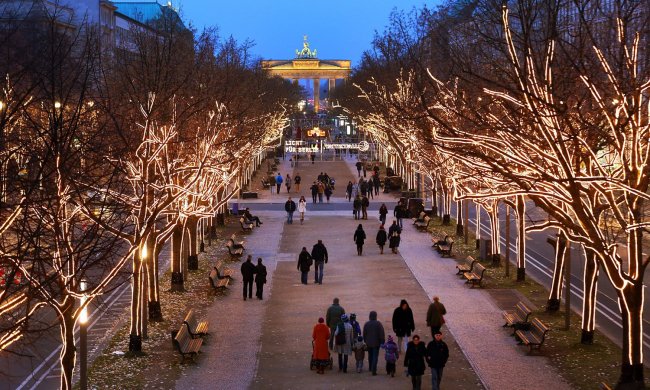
top-left (298, 200), bottom-right (307, 213)
top-left (240, 260), bottom-right (257, 282)
top-left (255, 264), bottom-right (267, 284)
top-left (353, 340), bottom-right (367, 361)
top-left (381, 340), bottom-right (399, 363)
top-left (312, 323), bottom-right (330, 361)
top-left (362, 311), bottom-right (385, 348)
top-left (334, 322), bottom-right (354, 355)
top-left (426, 301), bottom-right (447, 328)
top-left (311, 243), bottom-right (328, 263)
top-left (311, 184), bottom-right (318, 195)
top-left (373, 175), bottom-right (381, 187)
top-left (285, 200), bottom-right (297, 212)
top-left (361, 196), bottom-right (369, 208)
top-left (285, 177), bottom-right (292, 187)
top-left (326, 304), bottom-right (345, 329)
top-left (294, 175), bottom-right (301, 184)
top-left (346, 182), bottom-right (353, 194)
top-left (392, 301), bottom-right (415, 338)
top-left (297, 250), bottom-right (312, 272)
top-left (404, 341), bottom-right (427, 376)
top-left (426, 340), bottom-right (449, 368)
top-left (275, 175), bottom-right (283, 184)
top-left (269, 176), bottom-right (276, 185)
top-left (379, 205), bottom-right (388, 217)
top-left (354, 228), bottom-right (366, 245)
top-left (317, 183), bottom-right (325, 194)
top-left (353, 198), bottom-right (362, 211)
top-left (376, 229), bottom-right (387, 246)
top-left (388, 224), bottom-right (401, 248)
top-left (356, 161), bottom-right (363, 171)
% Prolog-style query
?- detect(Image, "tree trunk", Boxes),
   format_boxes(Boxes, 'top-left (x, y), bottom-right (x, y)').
top-left (580, 247), bottom-right (598, 344)
top-left (515, 195), bottom-right (526, 281)
top-left (187, 216), bottom-right (199, 270)
top-left (455, 201), bottom-right (464, 236)
top-left (475, 203), bottom-right (481, 249)
top-left (616, 281), bottom-right (645, 389)
top-left (148, 236), bottom-right (163, 322)
top-left (58, 303), bottom-right (76, 390)
top-left (129, 250), bottom-right (144, 352)
top-left (170, 223), bottom-right (184, 292)
top-left (547, 230), bottom-right (566, 312)
top-left (488, 202), bottom-right (500, 266)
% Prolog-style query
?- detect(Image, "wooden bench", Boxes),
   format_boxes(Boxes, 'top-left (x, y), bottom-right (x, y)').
top-left (183, 309), bottom-right (208, 338)
top-left (515, 317), bottom-right (550, 353)
top-left (172, 323), bottom-right (203, 362)
top-left (411, 211), bottom-right (426, 224)
top-left (226, 241), bottom-right (244, 258)
top-left (415, 216), bottom-right (432, 231)
top-left (438, 240), bottom-right (454, 257)
top-left (261, 178), bottom-right (270, 188)
top-left (463, 262), bottom-right (486, 287)
top-left (432, 235), bottom-right (450, 249)
top-left (209, 269), bottom-right (230, 291)
top-left (229, 234), bottom-right (246, 250)
top-left (215, 259), bottom-right (234, 278)
top-left (240, 217), bottom-right (253, 233)
top-left (456, 256), bottom-right (478, 275)
top-left (502, 301), bottom-right (533, 333)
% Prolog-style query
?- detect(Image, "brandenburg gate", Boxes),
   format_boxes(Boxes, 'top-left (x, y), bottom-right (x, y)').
top-left (261, 37), bottom-right (351, 112)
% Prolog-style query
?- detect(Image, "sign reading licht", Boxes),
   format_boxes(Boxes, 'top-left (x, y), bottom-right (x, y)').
top-left (284, 140), bottom-right (369, 153)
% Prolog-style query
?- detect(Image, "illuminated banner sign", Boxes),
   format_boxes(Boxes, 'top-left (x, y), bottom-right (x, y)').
top-left (285, 140), bottom-right (369, 153)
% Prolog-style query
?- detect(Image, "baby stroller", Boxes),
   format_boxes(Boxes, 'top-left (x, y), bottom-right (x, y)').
top-left (310, 341), bottom-right (333, 371)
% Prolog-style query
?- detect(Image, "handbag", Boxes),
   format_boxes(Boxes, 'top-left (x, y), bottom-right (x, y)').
top-left (335, 324), bottom-right (347, 345)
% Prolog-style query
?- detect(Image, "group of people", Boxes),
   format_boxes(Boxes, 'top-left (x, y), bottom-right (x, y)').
top-left (239, 255), bottom-right (267, 300)
top-left (346, 175), bottom-right (380, 203)
top-left (353, 219), bottom-right (402, 256)
top-left (296, 240), bottom-right (329, 284)
top-left (312, 297), bottom-right (449, 390)
top-left (269, 172), bottom-right (302, 194)
top-left (310, 172), bottom-right (334, 204)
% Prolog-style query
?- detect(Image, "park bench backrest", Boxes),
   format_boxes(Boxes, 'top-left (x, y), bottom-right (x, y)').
top-left (209, 270), bottom-right (218, 287)
top-left (474, 263), bottom-right (486, 276)
top-left (515, 302), bottom-right (532, 322)
top-left (175, 323), bottom-right (191, 349)
top-left (531, 318), bottom-right (550, 340)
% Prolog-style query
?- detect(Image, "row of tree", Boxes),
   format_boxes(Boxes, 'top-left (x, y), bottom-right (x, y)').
top-left (0, 6), bottom-right (301, 390)
top-left (336, 1), bottom-right (649, 388)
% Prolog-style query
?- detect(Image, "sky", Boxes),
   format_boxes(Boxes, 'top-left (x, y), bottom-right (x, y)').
top-left (176, 0), bottom-right (436, 67)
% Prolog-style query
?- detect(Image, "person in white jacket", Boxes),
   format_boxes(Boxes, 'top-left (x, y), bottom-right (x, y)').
top-left (298, 196), bottom-right (307, 224)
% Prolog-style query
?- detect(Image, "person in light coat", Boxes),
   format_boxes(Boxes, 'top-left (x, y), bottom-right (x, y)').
top-left (298, 196), bottom-right (307, 224)
top-left (334, 314), bottom-right (354, 373)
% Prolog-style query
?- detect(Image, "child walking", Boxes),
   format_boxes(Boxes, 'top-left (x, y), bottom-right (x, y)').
top-left (352, 335), bottom-right (367, 373)
top-left (381, 335), bottom-right (399, 377)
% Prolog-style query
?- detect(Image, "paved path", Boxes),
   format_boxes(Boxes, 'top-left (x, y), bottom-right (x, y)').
top-left (175, 155), bottom-right (572, 390)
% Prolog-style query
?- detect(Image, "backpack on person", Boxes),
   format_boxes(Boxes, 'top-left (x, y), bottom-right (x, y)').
top-left (335, 323), bottom-right (347, 345)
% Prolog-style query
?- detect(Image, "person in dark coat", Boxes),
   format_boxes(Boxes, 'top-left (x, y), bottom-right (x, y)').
top-left (353, 195), bottom-right (362, 220)
top-left (426, 331), bottom-right (449, 390)
top-left (388, 220), bottom-right (402, 253)
top-left (393, 201), bottom-right (405, 228)
top-left (310, 182), bottom-right (319, 203)
top-left (285, 196), bottom-right (296, 224)
top-left (244, 208), bottom-right (262, 227)
top-left (297, 247), bottom-right (312, 285)
top-left (361, 195), bottom-right (369, 219)
top-left (353, 224), bottom-right (366, 256)
top-left (392, 299), bottom-right (415, 352)
top-left (379, 203), bottom-right (388, 225)
top-left (426, 296), bottom-right (447, 336)
top-left (376, 225), bottom-right (388, 254)
top-left (346, 181), bottom-right (353, 201)
top-left (255, 258), bottom-right (267, 300)
top-left (311, 239), bottom-right (328, 284)
top-left (240, 255), bottom-right (257, 301)
top-left (326, 298), bottom-right (346, 349)
top-left (372, 174), bottom-right (381, 196)
top-left (355, 161), bottom-right (363, 177)
top-left (404, 335), bottom-right (427, 389)
top-left (362, 310), bottom-right (385, 376)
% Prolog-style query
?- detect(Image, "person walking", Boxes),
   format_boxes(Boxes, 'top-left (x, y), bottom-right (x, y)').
top-left (285, 174), bottom-right (292, 193)
top-left (312, 318), bottom-right (331, 375)
top-left (311, 239), bottom-right (328, 284)
top-left (404, 335), bottom-right (427, 390)
top-left (351, 181), bottom-right (359, 199)
top-left (379, 203), bottom-right (388, 226)
top-left (394, 201), bottom-right (405, 228)
top-left (376, 225), bottom-right (388, 254)
top-left (426, 296), bottom-right (447, 337)
top-left (356, 161), bottom-right (363, 177)
top-left (275, 172), bottom-right (283, 194)
top-left (346, 181), bottom-right (353, 201)
top-left (294, 173), bottom-right (301, 192)
top-left (353, 195), bottom-right (362, 220)
top-left (269, 174), bottom-right (276, 194)
top-left (310, 152), bottom-right (315, 164)
top-left (353, 224), bottom-right (366, 256)
top-left (285, 196), bottom-right (296, 224)
top-left (310, 182), bottom-right (318, 203)
top-left (326, 298), bottom-right (346, 349)
top-left (381, 335), bottom-right (399, 377)
top-left (324, 185), bottom-right (332, 203)
top-left (361, 195), bottom-right (369, 219)
top-left (334, 314), bottom-right (354, 373)
top-left (392, 299), bottom-right (415, 352)
top-left (359, 178), bottom-right (368, 197)
top-left (240, 255), bottom-right (257, 301)
top-left (352, 335), bottom-right (367, 373)
top-left (298, 196), bottom-right (307, 224)
top-left (388, 220), bottom-right (402, 254)
top-left (350, 313), bottom-right (361, 340)
top-left (426, 331), bottom-right (449, 390)
top-left (373, 173), bottom-right (381, 196)
top-left (317, 181), bottom-right (325, 203)
top-left (297, 247), bottom-right (312, 285)
top-left (362, 310), bottom-right (385, 376)
top-left (255, 258), bottom-right (267, 299)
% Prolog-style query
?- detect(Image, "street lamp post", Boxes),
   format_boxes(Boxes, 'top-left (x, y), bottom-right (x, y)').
top-left (79, 280), bottom-right (88, 390)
